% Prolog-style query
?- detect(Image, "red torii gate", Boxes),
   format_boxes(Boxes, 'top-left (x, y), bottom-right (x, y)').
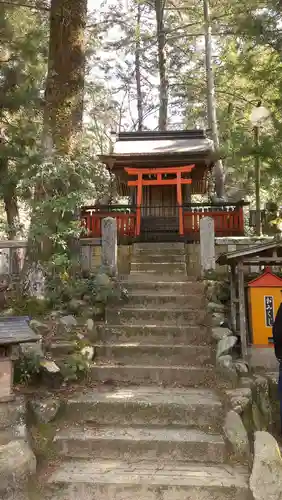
top-left (125, 165), bottom-right (195, 236)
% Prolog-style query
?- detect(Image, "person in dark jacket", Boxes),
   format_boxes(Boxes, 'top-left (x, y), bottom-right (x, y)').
top-left (272, 302), bottom-right (282, 433)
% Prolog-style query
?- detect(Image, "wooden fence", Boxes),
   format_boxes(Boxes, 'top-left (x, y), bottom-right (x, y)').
top-left (0, 240), bottom-right (28, 276)
top-left (81, 203), bottom-right (246, 240)
top-left (0, 239), bottom-right (105, 277)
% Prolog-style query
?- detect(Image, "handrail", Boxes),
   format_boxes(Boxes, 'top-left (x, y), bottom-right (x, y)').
top-left (81, 201), bottom-right (249, 211)
top-left (183, 201), bottom-right (249, 208)
top-left (81, 210), bottom-right (136, 239)
top-left (81, 204), bottom-right (135, 212)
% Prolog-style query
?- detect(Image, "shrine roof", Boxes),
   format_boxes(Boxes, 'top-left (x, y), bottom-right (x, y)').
top-left (0, 317), bottom-right (40, 346)
top-left (114, 130), bottom-right (213, 155)
top-left (217, 238), bottom-right (282, 265)
top-left (100, 130), bottom-right (215, 167)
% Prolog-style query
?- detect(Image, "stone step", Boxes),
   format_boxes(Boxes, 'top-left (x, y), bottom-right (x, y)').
top-left (106, 306), bottom-right (208, 326)
top-left (54, 426), bottom-right (226, 463)
top-left (133, 254), bottom-right (186, 264)
top-left (134, 242), bottom-right (185, 251)
top-left (125, 273), bottom-right (196, 283)
top-left (49, 341), bottom-right (74, 357)
top-left (131, 262), bottom-right (186, 274)
top-left (96, 344), bottom-right (213, 366)
top-left (63, 386), bottom-right (222, 430)
top-left (122, 278), bottom-right (204, 294)
top-left (127, 291), bottom-right (205, 308)
top-left (49, 343), bottom-right (213, 365)
top-left (96, 324), bottom-right (212, 345)
top-left (46, 459), bottom-right (250, 500)
top-left (89, 363), bottom-right (216, 387)
top-left (134, 248), bottom-right (186, 257)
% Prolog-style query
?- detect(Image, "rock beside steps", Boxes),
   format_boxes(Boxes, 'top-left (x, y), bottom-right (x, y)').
top-left (37, 242), bottom-right (251, 500)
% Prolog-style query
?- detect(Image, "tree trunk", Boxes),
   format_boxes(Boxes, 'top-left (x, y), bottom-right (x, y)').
top-left (135, 1), bottom-right (143, 131)
top-left (0, 158), bottom-right (20, 240)
top-left (4, 190), bottom-right (19, 240)
top-left (44, 0), bottom-right (87, 153)
top-left (203, 0), bottom-right (225, 199)
top-left (155, 0), bottom-right (168, 131)
top-left (0, 157), bottom-right (20, 273)
top-left (26, 0), bottom-right (87, 270)
top-left (4, 190), bottom-right (21, 274)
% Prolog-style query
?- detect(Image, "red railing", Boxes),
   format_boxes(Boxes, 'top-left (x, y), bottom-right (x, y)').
top-left (81, 203), bottom-right (246, 240)
top-left (81, 206), bottom-right (136, 239)
top-left (183, 204), bottom-right (244, 237)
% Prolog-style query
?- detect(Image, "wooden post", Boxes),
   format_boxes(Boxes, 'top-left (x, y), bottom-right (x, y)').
top-left (176, 171), bottom-right (184, 235)
top-left (136, 173), bottom-right (142, 236)
top-left (238, 205), bottom-right (244, 235)
top-left (238, 260), bottom-right (248, 361)
top-left (230, 264), bottom-right (237, 332)
top-left (8, 248), bottom-right (12, 275)
top-left (272, 248), bottom-right (278, 273)
top-left (183, 183), bottom-right (191, 204)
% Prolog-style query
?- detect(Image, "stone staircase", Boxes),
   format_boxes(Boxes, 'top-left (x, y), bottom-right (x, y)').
top-left (43, 242), bottom-right (251, 500)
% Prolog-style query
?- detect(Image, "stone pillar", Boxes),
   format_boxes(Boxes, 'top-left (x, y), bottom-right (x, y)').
top-left (80, 245), bottom-right (92, 272)
top-left (200, 216), bottom-right (215, 276)
top-left (101, 217), bottom-right (117, 276)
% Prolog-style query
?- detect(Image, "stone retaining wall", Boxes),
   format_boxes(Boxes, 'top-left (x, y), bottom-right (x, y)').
top-left (187, 237), bottom-right (272, 277)
top-left (81, 243), bottom-right (132, 275)
top-left (206, 278), bottom-right (281, 442)
top-left (0, 237), bottom-right (272, 278)
top-left (80, 237), bottom-right (272, 277)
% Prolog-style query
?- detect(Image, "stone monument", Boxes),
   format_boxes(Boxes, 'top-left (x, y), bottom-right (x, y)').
top-left (200, 216), bottom-right (215, 276)
top-left (23, 262), bottom-right (45, 299)
top-left (101, 217), bottom-right (117, 276)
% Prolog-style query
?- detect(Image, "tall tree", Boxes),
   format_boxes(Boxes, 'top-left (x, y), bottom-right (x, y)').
top-left (0, 4), bottom-right (47, 238)
top-left (155, 0), bottom-right (168, 130)
top-left (135, 0), bottom-right (144, 130)
top-left (27, 0), bottom-right (88, 265)
top-left (203, 0), bottom-right (225, 198)
top-left (43, 0), bottom-right (87, 154)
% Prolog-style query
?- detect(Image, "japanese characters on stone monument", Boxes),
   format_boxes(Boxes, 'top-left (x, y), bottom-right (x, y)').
top-left (101, 217), bottom-right (117, 276)
top-left (200, 216), bottom-right (215, 275)
top-left (24, 262), bottom-right (46, 299)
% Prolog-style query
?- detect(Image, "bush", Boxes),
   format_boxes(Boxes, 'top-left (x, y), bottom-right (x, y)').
top-left (14, 351), bottom-right (42, 384)
top-left (6, 296), bottom-right (51, 317)
top-left (47, 266), bottom-right (124, 310)
top-left (59, 352), bottom-right (90, 382)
